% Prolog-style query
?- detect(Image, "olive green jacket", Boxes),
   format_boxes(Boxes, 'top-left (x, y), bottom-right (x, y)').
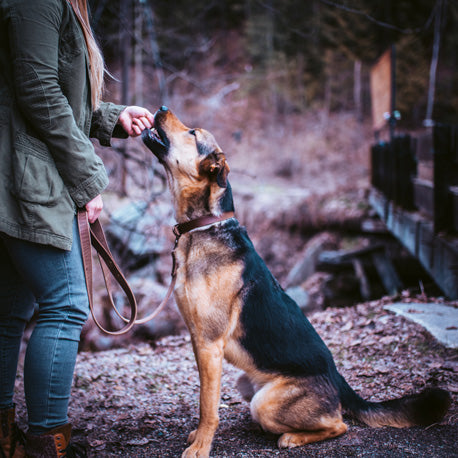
top-left (0, 0), bottom-right (127, 250)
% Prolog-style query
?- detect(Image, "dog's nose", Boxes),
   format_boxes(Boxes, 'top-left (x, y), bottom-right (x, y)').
top-left (160, 105), bottom-right (168, 112)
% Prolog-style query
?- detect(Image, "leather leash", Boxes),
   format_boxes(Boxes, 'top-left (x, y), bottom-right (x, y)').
top-left (77, 208), bottom-right (235, 335)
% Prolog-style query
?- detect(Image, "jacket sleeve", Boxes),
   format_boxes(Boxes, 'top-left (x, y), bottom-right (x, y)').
top-left (7, 0), bottom-right (108, 208)
top-left (90, 101), bottom-right (128, 146)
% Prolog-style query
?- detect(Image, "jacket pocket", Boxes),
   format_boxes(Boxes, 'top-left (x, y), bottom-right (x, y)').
top-left (12, 132), bottom-right (65, 206)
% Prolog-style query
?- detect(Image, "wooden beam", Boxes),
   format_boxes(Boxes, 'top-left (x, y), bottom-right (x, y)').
top-left (370, 189), bottom-right (458, 299)
top-left (371, 249), bottom-right (402, 296)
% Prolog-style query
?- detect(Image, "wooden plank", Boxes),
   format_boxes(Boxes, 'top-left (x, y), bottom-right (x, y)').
top-left (413, 178), bottom-right (434, 219)
top-left (390, 208), bottom-right (418, 255)
top-left (451, 186), bottom-right (458, 232)
top-left (453, 126), bottom-right (458, 164)
top-left (370, 49), bottom-right (392, 131)
top-left (370, 188), bottom-right (458, 299)
top-left (431, 237), bottom-right (458, 299)
top-left (433, 124), bottom-right (458, 233)
top-left (393, 135), bottom-right (416, 209)
top-left (371, 250), bottom-right (403, 296)
top-left (318, 244), bottom-right (386, 266)
top-left (284, 232), bottom-right (337, 287)
top-left (417, 161), bottom-right (434, 181)
top-left (416, 130), bottom-right (434, 161)
top-left (417, 221), bottom-right (434, 270)
top-left (352, 258), bottom-right (371, 300)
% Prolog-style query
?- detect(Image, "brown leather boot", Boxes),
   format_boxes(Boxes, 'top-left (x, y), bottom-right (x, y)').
top-left (0, 406), bottom-right (25, 458)
top-left (25, 424), bottom-right (85, 458)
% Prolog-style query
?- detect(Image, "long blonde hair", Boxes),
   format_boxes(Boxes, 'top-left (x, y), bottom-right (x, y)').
top-left (69, 0), bottom-right (105, 108)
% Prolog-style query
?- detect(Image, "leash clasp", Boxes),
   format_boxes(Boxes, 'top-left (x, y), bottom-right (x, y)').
top-left (173, 224), bottom-right (181, 238)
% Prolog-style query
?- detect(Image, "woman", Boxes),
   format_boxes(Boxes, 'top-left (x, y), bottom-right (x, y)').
top-left (0, 0), bottom-right (154, 456)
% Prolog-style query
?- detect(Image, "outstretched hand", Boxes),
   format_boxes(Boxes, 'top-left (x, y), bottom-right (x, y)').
top-left (117, 106), bottom-right (155, 137)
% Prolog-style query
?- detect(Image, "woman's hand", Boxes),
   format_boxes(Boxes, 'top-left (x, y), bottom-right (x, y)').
top-left (85, 194), bottom-right (103, 223)
top-left (117, 106), bottom-right (155, 137)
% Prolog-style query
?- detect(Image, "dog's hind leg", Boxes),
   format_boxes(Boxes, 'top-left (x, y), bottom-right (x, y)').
top-left (250, 376), bottom-right (347, 449)
top-left (277, 419), bottom-right (347, 449)
top-left (236, 372), bottom-right (256, 402)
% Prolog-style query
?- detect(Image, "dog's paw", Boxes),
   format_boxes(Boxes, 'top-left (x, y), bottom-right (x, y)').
top-left (182, 443), bottom-right (210, 458)
top-left (278, 432), bottom-right (308, 449)
top-left (182, 430), bottom-right (212, 457)
top-left (187, 429), bottom-right (198, 445)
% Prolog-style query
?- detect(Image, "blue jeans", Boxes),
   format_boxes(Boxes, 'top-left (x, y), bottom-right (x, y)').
top-left (0, 217), bottom-right (89, 434)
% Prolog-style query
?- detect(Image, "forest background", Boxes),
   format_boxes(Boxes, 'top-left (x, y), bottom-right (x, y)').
top-left (91, 0), bottom-right (458, 127)
top-left (80, 0), bottom-right (458, 342)
top-left (90, 0), bottom-right (458, 199)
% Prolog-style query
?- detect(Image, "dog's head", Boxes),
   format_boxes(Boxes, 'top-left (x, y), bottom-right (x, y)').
top-left (142, 106), bottom-right (232, 220)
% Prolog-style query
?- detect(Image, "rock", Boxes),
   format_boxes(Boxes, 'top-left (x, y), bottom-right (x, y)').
top-left (286, 286), bottom-right (310, 312)
top-left (128, 276), bottom-right (185, 340)
top-left (79, 272), bottom-right (185, 350)
top-left (300, 272), bottom-right (332, 312)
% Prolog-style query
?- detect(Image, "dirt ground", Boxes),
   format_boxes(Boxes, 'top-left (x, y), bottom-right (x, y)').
top-left (14, 296), bottom-right (457, 457)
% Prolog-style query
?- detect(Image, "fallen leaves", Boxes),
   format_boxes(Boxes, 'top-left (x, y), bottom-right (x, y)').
top-left (13, 298), bottom-right (457, 456)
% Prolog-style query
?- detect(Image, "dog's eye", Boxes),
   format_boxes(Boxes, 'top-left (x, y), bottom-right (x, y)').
top-left (189, 129), bottom-right (196, 136)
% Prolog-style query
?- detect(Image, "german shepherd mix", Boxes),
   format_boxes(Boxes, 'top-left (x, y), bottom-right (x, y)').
top-left (142, 106), bottom-right (450, 457)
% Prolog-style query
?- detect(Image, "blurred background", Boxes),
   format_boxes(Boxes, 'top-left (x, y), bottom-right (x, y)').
top-left (79, 0), bottom-right (457, 349)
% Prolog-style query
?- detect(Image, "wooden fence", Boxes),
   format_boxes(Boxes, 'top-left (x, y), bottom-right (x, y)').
top-left (369, 124), bottom-right (458, 299)
top-left (371, 124), bottom-right (458, 234)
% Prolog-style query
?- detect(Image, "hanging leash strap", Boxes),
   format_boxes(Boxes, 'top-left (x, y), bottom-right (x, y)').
top-left (77, 208), bottom-right (235, 335)
top-left (78, 209), bottom-right (138, 335)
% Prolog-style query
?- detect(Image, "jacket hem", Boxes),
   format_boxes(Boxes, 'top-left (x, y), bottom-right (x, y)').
top-left (0, 217), bottom-right (73, 251)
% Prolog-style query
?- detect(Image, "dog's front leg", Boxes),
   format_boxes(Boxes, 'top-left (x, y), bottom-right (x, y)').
top-left (182, 338), bottom-right (224, 458)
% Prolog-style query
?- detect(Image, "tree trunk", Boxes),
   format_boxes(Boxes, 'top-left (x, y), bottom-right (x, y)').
top-left (425, 0), bottom-right (443, 124)
top-left (134, 0), bottom-right (143, 107)
top-left (354, 59), bottom-right (362, 122)
top-left (120, 0), bottom-right (130, 196)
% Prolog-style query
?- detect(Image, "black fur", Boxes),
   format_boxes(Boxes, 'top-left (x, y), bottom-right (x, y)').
top-left (208, 216), bottom-right (337, 378)
top-left (219, 182), bottom-right (235, 213)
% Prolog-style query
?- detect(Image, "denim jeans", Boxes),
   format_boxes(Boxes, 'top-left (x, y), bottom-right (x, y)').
top-left (0, 217), bottom-right (89, 434)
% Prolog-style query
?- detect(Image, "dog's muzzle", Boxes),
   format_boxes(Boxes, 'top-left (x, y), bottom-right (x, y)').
top-left (142, 127), bottom-right (168, 157)
top-left (141, 106), bottom-right (170, 157)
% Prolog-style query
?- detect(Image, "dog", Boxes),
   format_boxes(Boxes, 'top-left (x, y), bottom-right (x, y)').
top-left (142, 106), bottom-right (451, 458)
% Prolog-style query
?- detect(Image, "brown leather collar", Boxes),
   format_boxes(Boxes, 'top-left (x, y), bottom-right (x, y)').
top-left (173, 211), bottom-right (235, 237)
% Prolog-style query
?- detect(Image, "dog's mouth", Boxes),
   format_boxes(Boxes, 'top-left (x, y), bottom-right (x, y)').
top-left (142, 126), bottom-right (168, 158)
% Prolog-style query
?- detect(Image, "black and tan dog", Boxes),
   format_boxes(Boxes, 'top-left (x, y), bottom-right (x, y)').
top-left (142, 106), bottom-right (450, 457)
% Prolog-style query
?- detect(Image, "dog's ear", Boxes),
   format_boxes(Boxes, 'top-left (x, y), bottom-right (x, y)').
top-left (199, 152), bottom-right (230, 188)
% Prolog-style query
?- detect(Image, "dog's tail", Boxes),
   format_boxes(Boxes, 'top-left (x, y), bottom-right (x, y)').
top-left (337, 374), bottom-right (451, 428)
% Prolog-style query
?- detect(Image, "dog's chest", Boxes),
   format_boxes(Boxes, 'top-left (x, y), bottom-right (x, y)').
top-left (173, 237), bottom-right (245, 341)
